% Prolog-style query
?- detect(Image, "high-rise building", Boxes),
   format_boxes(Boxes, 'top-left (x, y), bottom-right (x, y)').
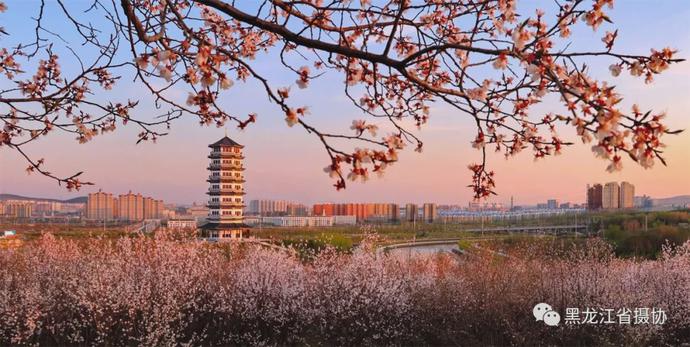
top-left (118, 192), bottom-right (144, 221)
top-left (546, 199), bottom-right (559, 210)
top-left (635, 195), bottom-right (653, 209)
top-left (3, 202), bottom-right (33, 218)
top-left (87, 190), bottom-right (163, 221)
top-left (313, 203), bottom-right (332, 217)
top-left (311, 203), bottom-right (398, 222)
top-left (373, 203), bottom-right (399, 222)
top-left (247, 199), bottom-right (292, 216)
top-left (140, 197), bottom-right (164, 219)
top-left (603, 182), bottom-right (620, 209)
top-left (422, 203), bottom-right (437, 223)
top-left (406, 203), bottom-right (418, 222)
top-left (286, 203), bottom-right (309, 217)
top-left (33, 202), bottom-right (59, 216)
top-left (202, 136), bottom-right (249, 238)
top-left (142, 197), bottom-right (152, 219)
top-left (156, 200), bottom-right (164, 218)
top-left (620, 182), bottom-right (635, 209)
top-left (113, 197), bottom-right (120, 219)
top-left (86, 190), bottom-right (115, 220)
top-left (587, 184), bottom-right (603, 210)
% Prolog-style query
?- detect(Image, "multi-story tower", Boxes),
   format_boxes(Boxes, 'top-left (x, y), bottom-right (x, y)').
top-left (587, 184), bottom-right (603, 210)
top-left (87, 190), bottom-right (114, 220)
top-left (406, 203), bottom-right (418, 222)
top-left (118, 191), bottom-right (144, 221)
top-left (142, 197), bottom-right (164, 219)
top-left (546, 199), bottom-right (559, 210)
top-left (286, 203), bottom-right (309, 217)
top-left (423, 203), bottom-right (437, 223)
top-left (4, 202), bottom-right (34, 219)
top-left (603, 182), bottom-right (620, 209)
top-left (202, 136), bottom-right (249, 238)
top-left (113, 197), bottom-right (120, 219)
top-left (620, 182), bottom-right (635, 209)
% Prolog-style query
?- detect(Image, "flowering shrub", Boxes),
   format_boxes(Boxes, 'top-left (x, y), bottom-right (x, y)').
top-left (1, 234), bottom-right (688, 345)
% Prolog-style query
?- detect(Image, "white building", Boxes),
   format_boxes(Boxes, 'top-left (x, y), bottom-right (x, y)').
top-left (167, 218), bottom-right (198, 230)
top-left (333, 215), bottom-right (357, 225)
top-left (263, 216), bottom-right (333, 227)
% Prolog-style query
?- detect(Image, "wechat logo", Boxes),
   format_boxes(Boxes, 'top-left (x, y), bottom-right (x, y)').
top-left (533, 303), bottom-right (560, 326)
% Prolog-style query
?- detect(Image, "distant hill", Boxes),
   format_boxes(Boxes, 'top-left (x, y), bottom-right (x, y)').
top-left (0, 193), bottom-right (87, 204)
top-left (63, 196), bottom-right (88, 204)
top-left (653, 195), bottom-right (690, 207)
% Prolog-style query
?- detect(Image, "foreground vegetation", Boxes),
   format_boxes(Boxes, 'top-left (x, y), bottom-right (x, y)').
top-left (601, 210), bottom-right (690, 259)
top-left (1, 232), bottom-right (689, 346)
top-left (253, 210), bottom-right (690, 259)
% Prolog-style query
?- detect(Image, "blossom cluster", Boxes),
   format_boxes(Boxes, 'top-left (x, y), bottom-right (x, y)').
top-left (0, 0), bottom-right (684, 196)
top-left (1, 234), bottom-right (688, 345)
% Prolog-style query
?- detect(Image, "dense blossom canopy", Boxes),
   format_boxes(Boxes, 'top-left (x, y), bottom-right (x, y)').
top-left (0, 0), bottom-right (683, 197)
top-left (1, 233), bottom-right (690, 345)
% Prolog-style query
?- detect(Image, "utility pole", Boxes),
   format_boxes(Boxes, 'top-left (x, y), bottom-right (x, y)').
top-left (480, 205), bottom-right (484, 236)
top-left (254, 202), bottom-right (263, 234)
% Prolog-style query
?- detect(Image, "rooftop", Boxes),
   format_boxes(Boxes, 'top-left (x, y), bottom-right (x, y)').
top-left (201, 222), bottom-right (252, 230)
top-left (209, 136), bottom-right (243, 148)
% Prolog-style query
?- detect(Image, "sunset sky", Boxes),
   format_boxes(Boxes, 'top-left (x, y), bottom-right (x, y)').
top-left (1, 1), bottom-right (689, 206)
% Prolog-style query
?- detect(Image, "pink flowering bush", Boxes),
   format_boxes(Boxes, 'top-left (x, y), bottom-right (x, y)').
top-left (1, 234), bottom-right (689, 345)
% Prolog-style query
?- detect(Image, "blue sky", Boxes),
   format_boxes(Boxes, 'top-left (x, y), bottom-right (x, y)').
top-left (1, 0), bottom-right (689, 205)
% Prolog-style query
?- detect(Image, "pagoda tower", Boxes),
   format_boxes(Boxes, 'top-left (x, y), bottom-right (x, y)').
top-left (201, 136), bottom-right (249, 238)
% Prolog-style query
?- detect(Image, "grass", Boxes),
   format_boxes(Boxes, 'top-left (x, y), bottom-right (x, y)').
top-left (252, 223), bottom-right (529, 245)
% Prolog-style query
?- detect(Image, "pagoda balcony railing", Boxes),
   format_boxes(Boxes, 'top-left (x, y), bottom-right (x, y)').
top-left (207, 176), bottom-right (245, 183)
top-left (207, 215), bottom-right (244, 221)
top-left (207, 163), bottom-right (244, 170)
top-left (207, 188), bottom-right (245, 194)
top-left (207, 201), bottom-right (245, 208)
top-left (208, 152), bottom-right (244, 159)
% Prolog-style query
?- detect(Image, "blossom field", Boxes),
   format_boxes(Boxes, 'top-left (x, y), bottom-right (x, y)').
top-left (1, 234), bottom-right (689, 346)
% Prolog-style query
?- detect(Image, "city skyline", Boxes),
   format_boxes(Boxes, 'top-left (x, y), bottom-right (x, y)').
top-left (0, 175), bottom-right (686, 208)
top-left (1, 1), bottom-right (689, 206)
